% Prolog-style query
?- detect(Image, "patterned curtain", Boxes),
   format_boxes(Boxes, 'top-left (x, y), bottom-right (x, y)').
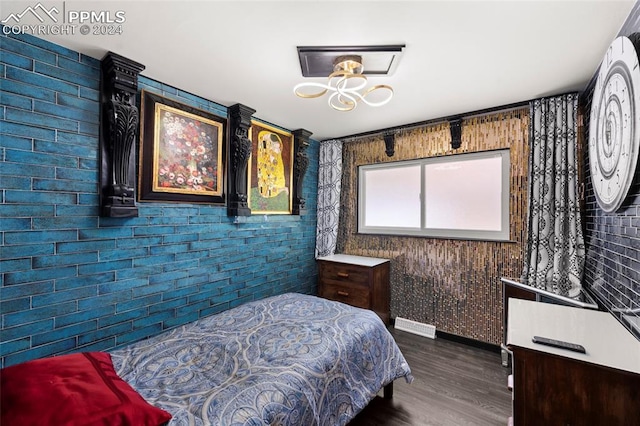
top-left (315, 140), bottom-right (343, 258)
top-left (521, 94), bottom-right (585, 298)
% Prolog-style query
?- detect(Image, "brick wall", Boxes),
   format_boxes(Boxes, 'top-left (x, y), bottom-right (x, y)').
top-left (580, 2), bottom-right (640, 337)
top-left (0, 30), bottom-right (319, 367)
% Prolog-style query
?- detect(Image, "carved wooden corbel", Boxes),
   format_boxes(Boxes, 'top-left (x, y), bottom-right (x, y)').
top-left (383, 132), bottom-right (395, 157)
top-left (227, 103), bottom-right (256, 216)
top-left (292, 129), bottom-right (312, 215)
top-left (449, 118), bottom-right (462, 150)
top-left (100, 52), bottom-right (145, 217)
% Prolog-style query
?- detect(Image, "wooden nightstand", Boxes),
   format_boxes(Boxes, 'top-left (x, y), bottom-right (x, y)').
top-left (317, 254), bottom-right (390, 324)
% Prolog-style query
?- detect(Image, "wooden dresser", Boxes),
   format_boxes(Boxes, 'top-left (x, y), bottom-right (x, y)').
top-left (500, 277), bottom-right (598, 366)
top-left (507, 298), bottom-right (640, 425)
top-left (317, 254), bottom-right (390, 324)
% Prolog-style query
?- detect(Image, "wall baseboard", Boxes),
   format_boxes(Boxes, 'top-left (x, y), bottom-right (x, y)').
top-left (436, 330), bottom-right (502, 354)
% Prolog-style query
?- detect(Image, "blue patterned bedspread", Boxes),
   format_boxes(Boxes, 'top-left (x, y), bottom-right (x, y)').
top-left (111, 293), bottom-right (412, 426)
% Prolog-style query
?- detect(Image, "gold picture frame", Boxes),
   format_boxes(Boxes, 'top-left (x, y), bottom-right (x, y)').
top-left (248, 121), bottom-right (294, 214)
top-left (139, 90), bottom-right (226, 204)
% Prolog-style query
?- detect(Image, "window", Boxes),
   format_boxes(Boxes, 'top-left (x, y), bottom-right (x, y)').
top-left (358, 149), bottom-right (510, 241)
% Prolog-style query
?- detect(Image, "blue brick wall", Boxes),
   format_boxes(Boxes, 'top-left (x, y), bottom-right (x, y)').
top-left (0, 31), bottom-right (319, 367)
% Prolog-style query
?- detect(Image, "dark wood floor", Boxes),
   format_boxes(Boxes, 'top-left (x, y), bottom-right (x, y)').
top-left (349, 329), bottom-right (512, 426)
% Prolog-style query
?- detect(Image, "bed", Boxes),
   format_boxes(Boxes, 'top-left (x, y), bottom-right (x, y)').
top-left (1, 293), bottom-right (412, 426)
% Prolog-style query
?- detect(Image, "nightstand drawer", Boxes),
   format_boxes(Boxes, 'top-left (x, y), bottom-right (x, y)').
top-left (319, 263), bottom-right (369, 285)
top-left (321, 283), bottom-right (370, 310)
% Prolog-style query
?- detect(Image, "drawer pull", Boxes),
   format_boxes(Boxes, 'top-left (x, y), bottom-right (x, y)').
top-left (337, 290), bottom-right (350, 297)
top-left (337, 272), bottom-right (350, 278)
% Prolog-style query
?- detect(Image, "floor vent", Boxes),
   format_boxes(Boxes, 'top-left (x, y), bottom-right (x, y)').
top-left (395, 317), bottom-right (436, 339)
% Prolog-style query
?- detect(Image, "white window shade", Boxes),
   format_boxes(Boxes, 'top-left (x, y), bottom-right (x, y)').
top-left (361, 163), bottom-right (421, 229)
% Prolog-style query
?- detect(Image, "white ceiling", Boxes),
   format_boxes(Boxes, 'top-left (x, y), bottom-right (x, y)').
top-left (2, 0), bottom-right (636, 140)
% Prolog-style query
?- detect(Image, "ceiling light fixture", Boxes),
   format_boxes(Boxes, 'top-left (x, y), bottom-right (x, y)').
top-left (294, 54), bottom-right (395, 112)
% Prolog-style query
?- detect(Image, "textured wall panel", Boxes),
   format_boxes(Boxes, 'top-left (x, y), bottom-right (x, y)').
top-left (337, 110), bottom-right (529, 345)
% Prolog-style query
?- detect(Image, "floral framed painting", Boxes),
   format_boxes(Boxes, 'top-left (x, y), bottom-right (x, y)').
top-left (139, 90), bottom-right (226, 204)
top-left (248, 121), bottom-right (294, 214)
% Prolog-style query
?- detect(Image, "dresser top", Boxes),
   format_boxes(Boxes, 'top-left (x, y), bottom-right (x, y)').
top-left (507, 298), bottom-right (640, 374)
top-left (316, 254), bottom-right (390, 267)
